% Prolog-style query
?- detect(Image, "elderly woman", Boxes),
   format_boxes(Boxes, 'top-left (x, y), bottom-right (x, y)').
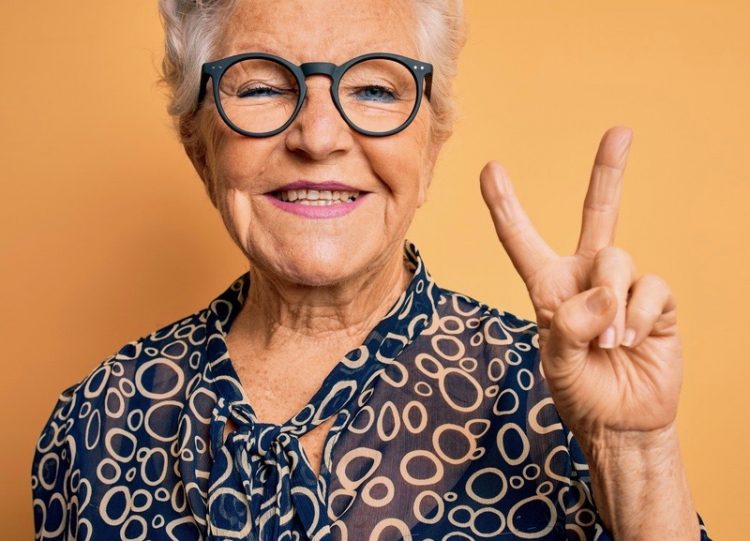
top-left (32, 1), bottom-right (711, 540)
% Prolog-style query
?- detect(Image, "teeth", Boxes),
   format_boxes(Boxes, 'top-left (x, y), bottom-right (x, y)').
top-left (276, 188), bottom-right (361, 203)
top-left (299, 200), bottom-right (342, 206)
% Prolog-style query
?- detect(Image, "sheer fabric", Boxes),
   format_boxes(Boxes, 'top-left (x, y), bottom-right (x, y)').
top-left (32, 240), bottom-right (711, 540)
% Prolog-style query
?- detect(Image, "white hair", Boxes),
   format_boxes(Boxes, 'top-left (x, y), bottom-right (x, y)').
top-left (411, 0), bottom-right (467, 145)
top-left (157, 0), bottom-right (467, 199)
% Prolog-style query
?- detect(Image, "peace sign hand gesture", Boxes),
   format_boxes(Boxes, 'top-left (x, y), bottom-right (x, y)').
top-left (479, 127), bottom-right (704, 537)
top-left (480, 127), bottom-right (682, 448)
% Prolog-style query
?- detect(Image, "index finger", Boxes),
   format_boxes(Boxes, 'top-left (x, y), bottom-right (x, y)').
top-left (575, 126), bottom-right (633, 258)
top-left (480, 161), bottom-right (557, 284)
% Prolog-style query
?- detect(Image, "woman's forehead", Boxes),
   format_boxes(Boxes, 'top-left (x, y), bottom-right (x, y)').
top-left (220, 0), bottom-right (420, 63)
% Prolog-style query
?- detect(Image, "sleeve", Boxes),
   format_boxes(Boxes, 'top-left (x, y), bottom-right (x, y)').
top-left (505, 313), bottom-right (713, 541)
top-left (31, 383), bottom-right (79, 541)
top-left (553, 428), bottom-right (614, 540)
top-left (561, 420), bottom-right (713, 540)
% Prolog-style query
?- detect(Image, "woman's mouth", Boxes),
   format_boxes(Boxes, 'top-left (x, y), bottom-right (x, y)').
top-left (264, 189), bottom-right (369, 218)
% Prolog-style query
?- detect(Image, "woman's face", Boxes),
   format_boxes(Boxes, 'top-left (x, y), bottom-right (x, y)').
top-left (195, 0), bottom-right (440, 287)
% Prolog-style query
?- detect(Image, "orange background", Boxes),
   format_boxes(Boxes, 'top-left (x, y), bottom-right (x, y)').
top-left (2, 1), bottom-right (748, 539)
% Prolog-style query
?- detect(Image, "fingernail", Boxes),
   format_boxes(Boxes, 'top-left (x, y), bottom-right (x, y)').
top-left (599, 325), bottom-right (616, 349)
top-left (586, 288), bottom-right (611, 315)
top-left (622, 328), bottom-right (636, 348)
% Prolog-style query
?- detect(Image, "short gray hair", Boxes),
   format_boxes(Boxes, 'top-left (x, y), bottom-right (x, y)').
top-left (158, 0), bottom-right (467, 193)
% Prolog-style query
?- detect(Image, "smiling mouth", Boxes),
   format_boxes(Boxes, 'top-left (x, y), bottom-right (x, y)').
top-left (270, 188), bottom-right (363, 205)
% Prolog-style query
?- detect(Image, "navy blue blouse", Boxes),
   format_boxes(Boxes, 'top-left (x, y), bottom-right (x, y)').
top-left (32, 240), bottom-right (711, 540)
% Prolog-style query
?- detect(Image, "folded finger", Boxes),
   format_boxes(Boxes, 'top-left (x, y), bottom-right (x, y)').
top-left (622, 273), bottom-right (676, 348)
top-left (589, 246), bottom-right (637, 348)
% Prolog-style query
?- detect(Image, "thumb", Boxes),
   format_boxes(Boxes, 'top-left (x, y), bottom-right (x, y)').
top-left (545, 286), bottom-right (617, 362)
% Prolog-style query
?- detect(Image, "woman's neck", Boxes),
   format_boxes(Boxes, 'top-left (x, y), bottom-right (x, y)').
top-left (232, 246), bottom-right (413, 351)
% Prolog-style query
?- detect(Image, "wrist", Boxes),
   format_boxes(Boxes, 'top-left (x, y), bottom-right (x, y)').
top-left (580, 423), bottom-right (699, 540)
top-left (585, 421), bottom-right (680, 462)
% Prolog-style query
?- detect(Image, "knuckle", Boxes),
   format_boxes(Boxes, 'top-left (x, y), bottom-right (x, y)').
top-left (577, 246), bottom-right (599, 259)
top-left (594, 245), bottom-right (632, 267)
top-left (628, 303), bottom-right (661, 320)
top-left (550, 302), bottom-right (582, 339)
top-left (594, 245), bottom-right (617, 259)
top-left (641, 272), bottom-right (669, 291)
top-left (583, 198), bottom-right (618, 213)
top-left (607, 245), bottom-right (627, 258)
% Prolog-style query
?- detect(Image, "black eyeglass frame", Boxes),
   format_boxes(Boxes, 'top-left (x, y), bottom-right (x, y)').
top-left (197, 51), bottom-right (433, 137)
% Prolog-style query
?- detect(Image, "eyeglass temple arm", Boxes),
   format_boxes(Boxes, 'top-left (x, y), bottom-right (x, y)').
top-left (424, 72), bottom-right (433, 101)
top-left (197, 69), bottom-right (212, 105)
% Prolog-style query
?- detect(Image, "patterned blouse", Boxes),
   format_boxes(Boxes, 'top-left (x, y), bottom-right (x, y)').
top-left (32, 240), bottom-right (711, 540)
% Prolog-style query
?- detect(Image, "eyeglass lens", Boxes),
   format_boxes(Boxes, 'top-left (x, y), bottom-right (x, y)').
top-left (217, 58), bottom-right (418, 135)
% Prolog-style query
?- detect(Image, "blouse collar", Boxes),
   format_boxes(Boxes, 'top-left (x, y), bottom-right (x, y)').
top-left (190, 239), bottom-right (441, 538)
top-left (202, 238), bottom-right (441, 429)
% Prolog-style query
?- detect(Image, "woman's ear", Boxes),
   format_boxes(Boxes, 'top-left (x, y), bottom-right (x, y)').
top-left (180, 114), bottom-right (223, 209)
top-left (181, 116), bottom-right (210, 182)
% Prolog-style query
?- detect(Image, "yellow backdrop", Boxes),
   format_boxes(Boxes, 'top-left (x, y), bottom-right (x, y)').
top-left (2, 1), bottom-right (747, 539)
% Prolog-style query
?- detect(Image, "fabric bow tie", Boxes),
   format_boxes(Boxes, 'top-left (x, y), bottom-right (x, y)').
top-left (208, 412), bottom-right (331, 540)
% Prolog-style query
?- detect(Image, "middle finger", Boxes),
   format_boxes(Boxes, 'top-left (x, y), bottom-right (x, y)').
top-left (575, 127), bottom-right (633, 258)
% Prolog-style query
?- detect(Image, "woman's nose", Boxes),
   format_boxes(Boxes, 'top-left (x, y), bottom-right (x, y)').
top-left (284, 76), bottom-right (354, 160)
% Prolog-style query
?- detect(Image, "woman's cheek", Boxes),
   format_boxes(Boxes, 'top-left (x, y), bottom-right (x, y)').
top-left (369, 143), bottom-right (423, 199)
top-left (212, 187), bottom-right (253, 255)
top-left (216, 145), bottom-right (257, 190)
top-left (386, 120), bottom-right (433, 203)
top-left (230, 189), bottom-right (254, 235)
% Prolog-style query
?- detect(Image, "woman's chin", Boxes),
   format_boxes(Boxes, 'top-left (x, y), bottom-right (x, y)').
top-left (261, 248), bottom-right (370, 288)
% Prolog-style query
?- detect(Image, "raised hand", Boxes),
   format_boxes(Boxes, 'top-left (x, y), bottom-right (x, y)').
top-left (479, 127), bottom-right (683, 446)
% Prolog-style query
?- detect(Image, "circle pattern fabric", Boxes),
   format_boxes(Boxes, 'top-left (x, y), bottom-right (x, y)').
top-left (32, 240), bottom-right (712, 540)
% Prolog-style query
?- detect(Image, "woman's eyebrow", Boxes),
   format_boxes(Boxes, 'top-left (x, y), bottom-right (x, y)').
top-left (226, 44), bottom-right (278, 56)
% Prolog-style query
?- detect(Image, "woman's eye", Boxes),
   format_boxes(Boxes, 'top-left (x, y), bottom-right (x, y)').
top-left (354, 85), bottom-right (397, 102)
top-left (237, 85), bottom-right (283, 98)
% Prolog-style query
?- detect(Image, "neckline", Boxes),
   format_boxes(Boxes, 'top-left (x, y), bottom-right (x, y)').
top-left (203, 238), bottom-right (441, 434)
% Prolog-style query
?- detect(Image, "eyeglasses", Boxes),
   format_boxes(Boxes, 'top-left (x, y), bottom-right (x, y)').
top-left (197, 52), bottom-right (433, 137)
